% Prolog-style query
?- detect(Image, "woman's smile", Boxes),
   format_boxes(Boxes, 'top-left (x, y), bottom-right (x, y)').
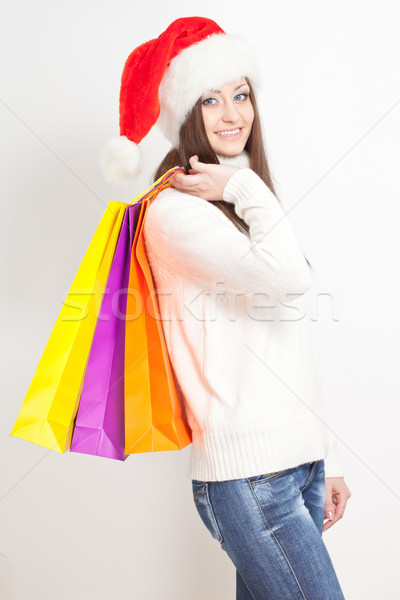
top-left (215, 127), bottom-right (243, 139)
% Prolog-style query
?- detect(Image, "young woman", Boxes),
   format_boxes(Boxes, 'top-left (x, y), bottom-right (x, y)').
top-left (101, 16), bottom-right (351, 600)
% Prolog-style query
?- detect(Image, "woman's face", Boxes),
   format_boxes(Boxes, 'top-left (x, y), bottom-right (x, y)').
top-left (200, 79), bottom-right (254, 157)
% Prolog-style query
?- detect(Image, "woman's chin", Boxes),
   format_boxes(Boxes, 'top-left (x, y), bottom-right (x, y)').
top-left (212, 142), bottom-right (247, 157)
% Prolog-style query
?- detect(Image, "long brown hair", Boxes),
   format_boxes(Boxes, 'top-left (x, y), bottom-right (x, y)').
top-left (154, 78), bottom-right (312, 269)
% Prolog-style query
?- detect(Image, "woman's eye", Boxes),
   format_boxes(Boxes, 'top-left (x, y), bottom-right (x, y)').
top-left (202, 97), bottom-right (217, 106)
top-left (234, 93), bottom-right (248, 101)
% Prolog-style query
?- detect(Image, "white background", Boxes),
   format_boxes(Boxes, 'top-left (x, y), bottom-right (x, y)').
top-left (1, 1), bottom-right (400, 598)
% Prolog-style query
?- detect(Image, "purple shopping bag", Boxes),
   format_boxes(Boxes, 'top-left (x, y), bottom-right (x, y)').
top-left (70, 203), bottom-right (140, 460)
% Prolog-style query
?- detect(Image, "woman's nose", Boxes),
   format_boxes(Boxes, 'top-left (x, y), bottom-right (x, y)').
top-left (221, 102), bottom-right (240, 122)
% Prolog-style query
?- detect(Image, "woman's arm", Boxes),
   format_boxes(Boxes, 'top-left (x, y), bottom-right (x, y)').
top-left (144, 159), bottom-right (312, 302)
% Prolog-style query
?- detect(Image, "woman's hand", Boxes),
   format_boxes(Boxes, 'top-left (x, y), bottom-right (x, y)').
top-left (323, 477), bottom-right (351, 532)
top-left (171, 155), bottom-right (240, 201)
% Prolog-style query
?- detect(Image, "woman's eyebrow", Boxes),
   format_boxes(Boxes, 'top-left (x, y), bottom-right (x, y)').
top-left (206, 83), bottom-right (249, 94)
top-left (234, 82), bottom-right (249, 91)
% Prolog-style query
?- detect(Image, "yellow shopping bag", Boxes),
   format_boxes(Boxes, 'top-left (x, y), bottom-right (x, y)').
top-left (10, 202), bottom-right (126, 453)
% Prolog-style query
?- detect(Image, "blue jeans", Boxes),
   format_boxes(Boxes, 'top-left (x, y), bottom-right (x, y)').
top-left (192, 459), bottom-right (346, 599)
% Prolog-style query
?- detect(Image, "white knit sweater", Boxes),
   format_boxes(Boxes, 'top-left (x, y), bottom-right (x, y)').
top-left (143, 150), bottom-right (344, 481)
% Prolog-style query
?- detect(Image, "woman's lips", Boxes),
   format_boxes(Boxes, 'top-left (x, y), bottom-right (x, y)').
top-left (215, 127), bottom-right (243, 140)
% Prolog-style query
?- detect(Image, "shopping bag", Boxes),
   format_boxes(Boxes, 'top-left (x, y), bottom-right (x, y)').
top-left (11, 166), bottom-right (191, 459)
top-left (124, 184), bottom-right (192, 454)
top-left (69, 167), bottom-right (191, 460)
top-left (69, 204), bottom-right (139, 460)
top-left (10, 202), bottom-right (127, 452)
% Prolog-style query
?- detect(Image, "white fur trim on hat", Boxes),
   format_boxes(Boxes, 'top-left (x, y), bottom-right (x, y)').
top-left (158, 33), bottom-right (262, 146)
top-left (99, 135), bottom-right (143, 184)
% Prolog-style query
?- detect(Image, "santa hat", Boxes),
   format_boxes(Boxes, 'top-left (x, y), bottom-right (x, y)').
top-left (100, 16), bottom-right (261, 184)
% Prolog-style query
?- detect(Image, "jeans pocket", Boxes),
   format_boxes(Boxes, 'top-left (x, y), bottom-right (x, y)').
top-left (247, 469), bottom-right (289, 486)
top-left (192, 481), bottom-right (224, 544)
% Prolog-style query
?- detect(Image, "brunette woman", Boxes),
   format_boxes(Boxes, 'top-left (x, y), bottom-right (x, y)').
top-left (101, 16), bottom-right (351, 600)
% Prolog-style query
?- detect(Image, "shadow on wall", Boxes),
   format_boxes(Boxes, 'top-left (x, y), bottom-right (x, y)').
top-left (0, 554), bottom-right (13, 600)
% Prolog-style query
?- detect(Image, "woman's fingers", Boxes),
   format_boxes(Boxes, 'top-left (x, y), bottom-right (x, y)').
top-left (189, 155), bottom-right (200, 169)
top-left (171, 172), bottom-right (207, 197)
top-left (322, 495), bottom-right (345, 532)
top-left (322, 477), bottom-right (351, 532)
top-left (173, 172), bottom-right (203, 187)
top-left (189, 155), bottom-right (215, 174)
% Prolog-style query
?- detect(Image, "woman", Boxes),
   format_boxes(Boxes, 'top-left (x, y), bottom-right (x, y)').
top-left (101, 16), bottom-right (351, 600)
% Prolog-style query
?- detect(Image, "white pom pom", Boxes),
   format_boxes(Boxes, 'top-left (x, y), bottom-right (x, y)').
top-left (99, 135), bottom-right (143, 184)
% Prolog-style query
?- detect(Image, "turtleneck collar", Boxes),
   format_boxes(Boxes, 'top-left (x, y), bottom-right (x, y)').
top-left (216, 150), bottom-right (250, 169)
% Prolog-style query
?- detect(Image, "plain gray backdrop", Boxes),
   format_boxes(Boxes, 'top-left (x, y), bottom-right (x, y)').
top-left (1, 1), bottom-right (399, 598)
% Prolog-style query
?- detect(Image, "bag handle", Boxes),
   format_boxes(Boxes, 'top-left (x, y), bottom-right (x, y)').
top-left (128, 166), bottom-right (186, 206)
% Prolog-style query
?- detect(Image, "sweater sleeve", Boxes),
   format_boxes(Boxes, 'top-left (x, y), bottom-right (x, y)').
top-left (324, 430), bottom-right (345, 478)
top-left (143, 168), bottom-right (312, 302)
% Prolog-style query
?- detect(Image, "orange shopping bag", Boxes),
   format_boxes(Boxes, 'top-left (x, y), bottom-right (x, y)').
top-left (124, 173), bottom-right (192, 454)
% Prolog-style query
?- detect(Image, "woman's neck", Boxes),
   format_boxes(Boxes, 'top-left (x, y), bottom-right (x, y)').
top-left (216, 150), bottom-right (250, 169)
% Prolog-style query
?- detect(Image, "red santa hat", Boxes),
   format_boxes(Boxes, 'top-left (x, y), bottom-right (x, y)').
top-left (99, 16), bottom-right (261, 184)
